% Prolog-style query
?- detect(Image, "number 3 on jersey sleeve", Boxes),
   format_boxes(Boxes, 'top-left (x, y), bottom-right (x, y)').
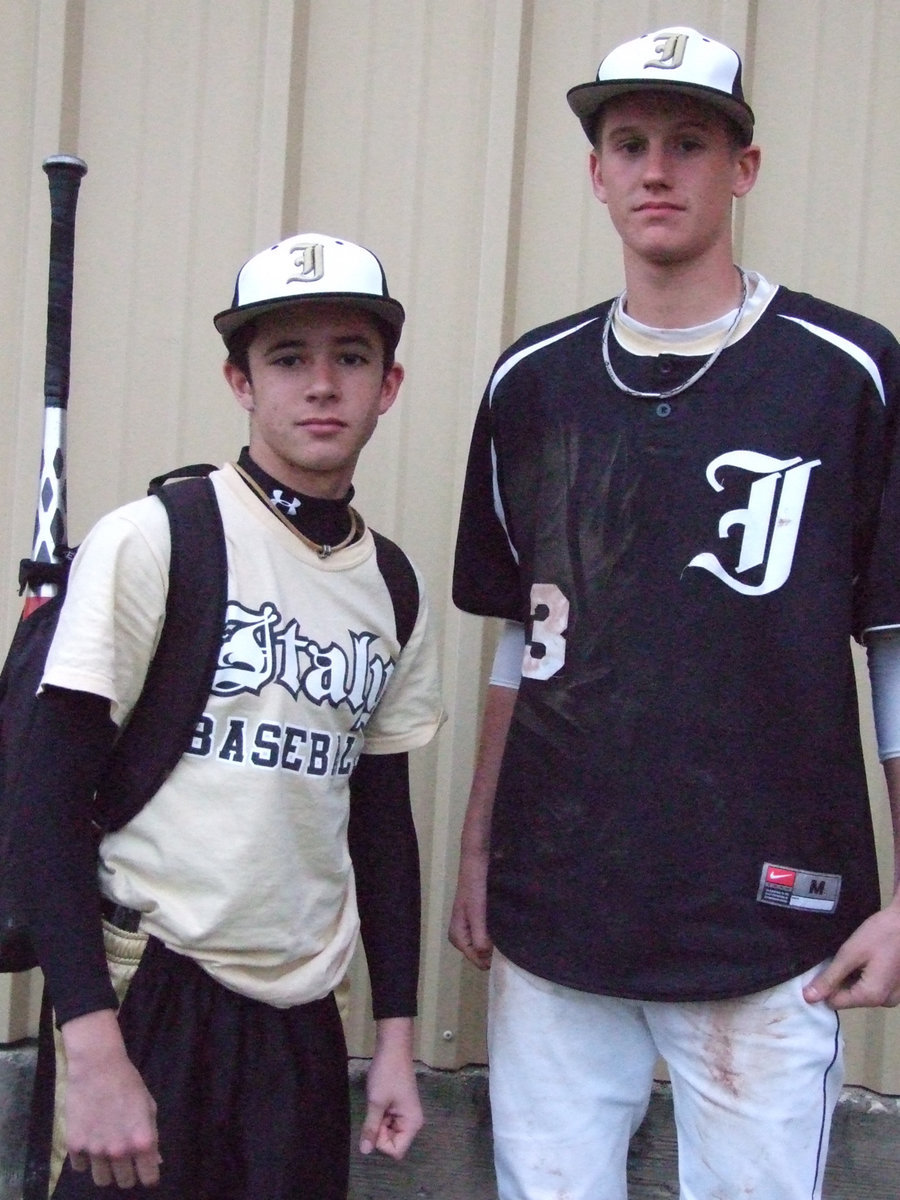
top-left (523, 583), bottom-right (569, 680)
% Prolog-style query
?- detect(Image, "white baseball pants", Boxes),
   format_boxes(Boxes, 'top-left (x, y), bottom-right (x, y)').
top-left (488, 951), bottom-right (843, 1200)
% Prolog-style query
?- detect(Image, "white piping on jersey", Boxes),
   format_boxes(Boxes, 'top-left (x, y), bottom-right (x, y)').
top-left (488, 319), bottom-right (599, 404)
top-left (779, 316), bottom-right (886, 405)
top-left (489, 319), bottom-right (598, 563)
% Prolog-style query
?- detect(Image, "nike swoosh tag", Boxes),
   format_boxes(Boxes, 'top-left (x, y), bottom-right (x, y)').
top-left (757, 862), bottom-right (841, 913)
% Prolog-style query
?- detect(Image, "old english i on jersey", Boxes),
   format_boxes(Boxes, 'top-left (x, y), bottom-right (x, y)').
top-left (43, 464), bottom-right (444, 1007)
top-left (453, 275), bottom-right (900, 1002)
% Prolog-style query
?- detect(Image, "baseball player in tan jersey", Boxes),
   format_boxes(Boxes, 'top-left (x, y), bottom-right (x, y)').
top-left (20, 233), bottom-right (444, 1199)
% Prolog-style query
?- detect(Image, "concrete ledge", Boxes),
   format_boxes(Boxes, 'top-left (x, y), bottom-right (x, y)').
top-left (0, 1042), bottom-right (36, 1200)
top-left (3, 1045), bottom-right (899, 1200)
top-left (348, 1062), bottom-right (900, 1200)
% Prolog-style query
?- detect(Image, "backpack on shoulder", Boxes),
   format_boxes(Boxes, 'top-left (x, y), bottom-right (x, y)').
top-left (0, 465), bottom-right (420, 974)
top-left (0, 466), bottom-right (226, 973)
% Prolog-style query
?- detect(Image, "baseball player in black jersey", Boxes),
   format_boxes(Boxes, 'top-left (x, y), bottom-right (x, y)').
top-left (449, 26), bottom-right (900, 1200)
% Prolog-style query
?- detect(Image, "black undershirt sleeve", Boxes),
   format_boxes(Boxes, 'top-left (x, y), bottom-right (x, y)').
top-left (348, 751), bottom-right (420, 1020)
top-left (16, 686), bottom-right (119, 1025)
top-left (22, 695), bottom-right (420, 1023)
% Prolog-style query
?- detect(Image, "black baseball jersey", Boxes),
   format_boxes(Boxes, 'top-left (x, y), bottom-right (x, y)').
top-left (453, 279), bottom-right (900, 1001)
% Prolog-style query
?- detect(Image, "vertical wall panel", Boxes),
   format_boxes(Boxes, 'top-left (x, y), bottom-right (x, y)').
top-left (2, 0), bottom-right (77, 650)
top-left (63, 0), bottom-right (295, 533)
top-left (745, 1), bottom-right (900, 1093)
top-left (746, 0), bottom-right (900, 326)
top-left (2, 0), bottom-right (899, 1092)
top-left (284, 0), bottom-right (527, 1067)
top-left (0, 0), bottom-right (84, 1042)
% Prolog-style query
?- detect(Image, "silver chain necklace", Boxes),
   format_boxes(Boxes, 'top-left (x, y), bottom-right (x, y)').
top-left (601, 268), bottom-right (748, 400)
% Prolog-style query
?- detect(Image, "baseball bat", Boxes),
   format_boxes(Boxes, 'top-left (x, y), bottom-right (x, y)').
top-left (22, 154), bottom-right (88, 617)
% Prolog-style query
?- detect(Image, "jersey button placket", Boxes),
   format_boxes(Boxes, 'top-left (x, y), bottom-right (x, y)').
top-left (640, 393), bottom-right (679, 457)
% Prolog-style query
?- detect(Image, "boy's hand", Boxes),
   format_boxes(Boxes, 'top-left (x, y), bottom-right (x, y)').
top-left (62, 1009), bottom-right (161, 1188)
top-left (359, 1017), bottom-right (423, 1160)
top-left (804, 905), bottom-right (900, 1009)
top-left (448, 844), bottom-right (493, 970)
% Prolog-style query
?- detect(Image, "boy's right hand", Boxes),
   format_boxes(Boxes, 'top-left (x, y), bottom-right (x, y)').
top-left (448, 844), bottom-right (494, 970)
top-left (61, 1009), bottom-right (161, 1188)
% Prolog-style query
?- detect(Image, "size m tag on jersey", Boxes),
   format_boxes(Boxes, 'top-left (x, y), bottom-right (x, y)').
top-left (756, 863), bottom-right (841, 914)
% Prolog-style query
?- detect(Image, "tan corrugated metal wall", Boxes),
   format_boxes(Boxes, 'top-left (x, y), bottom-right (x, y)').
top-left (2, 0), bottom-right (899, 1092)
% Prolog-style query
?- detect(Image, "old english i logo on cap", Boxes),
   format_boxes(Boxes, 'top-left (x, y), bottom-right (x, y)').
top-left (286, 241), bottom-right (324, 285)
top-left (213, 231), bottom-right (406, 343)
top-left (645, 31), bottom-right (687, 70)
top-left (565, 25), bottom-right (755, 146)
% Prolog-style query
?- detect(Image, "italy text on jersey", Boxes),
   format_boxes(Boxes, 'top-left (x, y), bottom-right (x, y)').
top-left (182, 597), bottom-right (397, 777)
top-left (212, 599), bottom-right (395, 717)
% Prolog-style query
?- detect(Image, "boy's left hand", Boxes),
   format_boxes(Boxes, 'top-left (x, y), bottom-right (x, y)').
top-left (804, 905), bottom-right (900, 1009)
top-left (359, 1017), bottom-right (423, 1160)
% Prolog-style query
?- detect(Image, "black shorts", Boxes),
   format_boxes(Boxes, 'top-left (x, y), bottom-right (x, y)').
top-left (34, 935), bottom-right (350, 1200)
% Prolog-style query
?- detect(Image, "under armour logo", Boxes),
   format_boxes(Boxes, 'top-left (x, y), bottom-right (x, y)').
top-left (270, 488), bottom-right (301, 516)
top-left (645, 32), bottom-right (688, 71)
top-left (686, 450), bottom-right (821, 596)
top-left (286, 242), bottom-right (324, 284)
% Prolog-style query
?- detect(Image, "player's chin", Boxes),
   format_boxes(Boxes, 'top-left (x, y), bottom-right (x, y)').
top-left (290, 436), bottom-right (351, 467)
top-left (636, 239), bottom-right (699, 267)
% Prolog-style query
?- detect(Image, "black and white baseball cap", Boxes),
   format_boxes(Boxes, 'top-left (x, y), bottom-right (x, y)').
top-left (214, 233), bottom-right (405, 344)
top-left (566, 26), bottom-right (754, 145)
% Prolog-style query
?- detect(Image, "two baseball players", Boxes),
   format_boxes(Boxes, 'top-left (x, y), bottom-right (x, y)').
top-left (16, 23), bottom-right (900, 1200)
top-left (450, 25), bottom-right (900, 1199)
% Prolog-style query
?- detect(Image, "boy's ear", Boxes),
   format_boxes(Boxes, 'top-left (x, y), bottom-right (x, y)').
top-left (733, 144), bottom-right (761, 198)
top-left (377, 362), bottom-right (404, 416)
top-left (224, 360), bottom-right (255, 413)
top-left (589, 150), bottom-right (607, 205)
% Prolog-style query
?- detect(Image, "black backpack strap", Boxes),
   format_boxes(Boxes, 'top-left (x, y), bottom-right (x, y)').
top-left (96, 472), bottom-right (227, 830)
top-left (371, 530), bottom-right (420, 651)
top-left (147, 462), bottom-right (219, 492)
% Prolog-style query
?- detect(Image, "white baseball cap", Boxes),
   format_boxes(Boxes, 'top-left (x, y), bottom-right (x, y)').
top-left (567, 26), bottom-right (754, 145)
top-left (214, 233), bottom-right (405, 344)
